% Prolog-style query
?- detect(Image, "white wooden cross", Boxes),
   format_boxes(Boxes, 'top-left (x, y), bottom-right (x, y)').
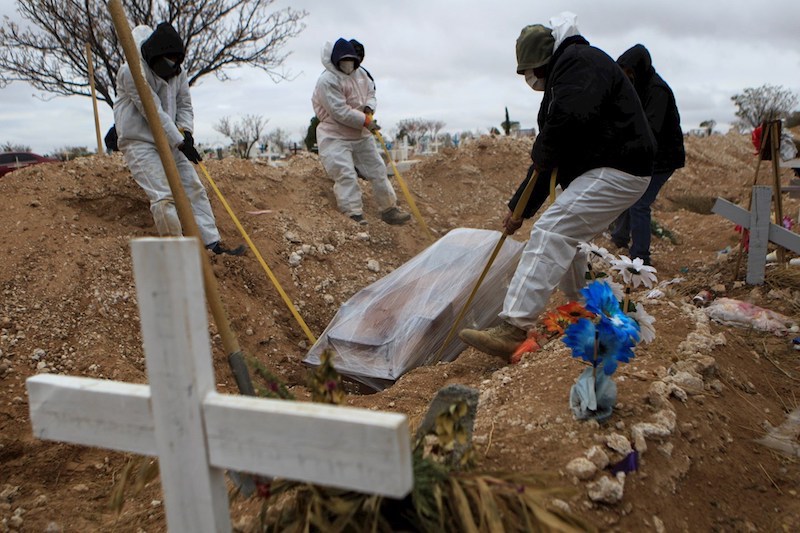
top-left (26, 238), bottom-right (413, 533)
top-left (713, 186), bottom-right (800, 284)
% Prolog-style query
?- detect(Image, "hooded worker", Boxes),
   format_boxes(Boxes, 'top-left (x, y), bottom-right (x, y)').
top-left (311, 38), bottom-right (410, 226)
top-left (459, 12), bottom-right (655, 360)
top-left (113, 23), bottom-right (243, 255)
top-left (610, 44), bottom-right (686, 265)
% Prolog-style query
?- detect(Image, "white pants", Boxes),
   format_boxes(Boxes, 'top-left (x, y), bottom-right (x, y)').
top-left (500, 167), bottom-right (650, 329)
top-left (318, 136), bottom-right (397, 216)
top-left (121, 140), bottom-right (220, 246)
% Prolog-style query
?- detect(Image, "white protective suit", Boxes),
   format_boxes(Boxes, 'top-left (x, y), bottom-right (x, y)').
top-left (311, 41), bottom-right (397, 217)
top-left (114, 25), bottom-right (220, 245)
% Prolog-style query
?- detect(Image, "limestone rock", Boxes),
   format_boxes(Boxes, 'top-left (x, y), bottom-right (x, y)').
top-left (586, 445), bottom-right (610, 470)
top-left (587, 473), bottom-right (626, 504)
top-left (566, 457), bottom-right (598, 480)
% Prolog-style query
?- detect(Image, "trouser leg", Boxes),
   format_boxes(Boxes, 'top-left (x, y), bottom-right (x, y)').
top-left (500, 167), bottom-right (650, 329)
top-left (352, 136), bottom-right (397, 212)
top-left (628, 171), bottom-right (672, 263)
top-left (122, 141), bottom-right (183, 236)
top-left (175, 155), bottom-right (220, 246)
top-left (319, 137), bottom-right (363, 216)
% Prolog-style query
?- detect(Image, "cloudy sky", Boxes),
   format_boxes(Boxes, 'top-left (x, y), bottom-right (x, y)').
top-left (1, 0), bottom-right (799, 155)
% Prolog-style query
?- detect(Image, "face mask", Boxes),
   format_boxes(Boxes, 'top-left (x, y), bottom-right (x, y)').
top-left (524, 70), bottom-right (545, 91)
top-left (152, 57), bottom-right (181, 80)
top-left (339, 60), bottom-right (355, 75)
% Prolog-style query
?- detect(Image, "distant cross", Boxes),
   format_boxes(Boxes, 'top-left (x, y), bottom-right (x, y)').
top-left (27, 238), bottom-right (413, 533)
top-left (713, 186), bottom-right (800, 284)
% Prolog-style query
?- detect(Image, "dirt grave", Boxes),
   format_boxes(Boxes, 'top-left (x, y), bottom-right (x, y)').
top-left (1, 132), bottom-right (800, 531)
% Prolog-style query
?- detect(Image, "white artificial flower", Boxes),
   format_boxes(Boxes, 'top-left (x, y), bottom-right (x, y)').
top-left (607, 279), bottom-right (625, 301)
top-left (609, 255), bottom-right (658, 289)
top-left (578, 241), bottom-right (611, 265)
top-left (632, 302), bottom-right (656, 344)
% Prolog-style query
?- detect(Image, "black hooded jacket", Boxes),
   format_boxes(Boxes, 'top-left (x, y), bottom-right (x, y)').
top-left (140, 23), bottom-right (185, 68)
top-left (330, 38), bottom-right (360, 71)
top-left (617, 44), bottom-right (685, 173)
top-left (509, 35), bottom-right (656, 218)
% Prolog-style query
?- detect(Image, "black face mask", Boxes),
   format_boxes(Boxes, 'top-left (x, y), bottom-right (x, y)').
top-left (151, 57), bottom-right (181, 80)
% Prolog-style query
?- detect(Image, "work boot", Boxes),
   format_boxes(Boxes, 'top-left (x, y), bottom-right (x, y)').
top-left (381, 206), bottom-right (411, 225)
top-left (350, 213), bottom-right (368, 225)
top-left (207, 241), bottom-right (246, 256)
top-left (459, 322), bottom-right (527, 360)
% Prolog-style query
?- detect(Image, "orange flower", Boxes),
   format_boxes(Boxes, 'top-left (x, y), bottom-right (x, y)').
top-left (557, 301), bottom-right (594, 320)
top-left (542, 302), bottom-right (594, 335)
top-left (510, 334), bottom-right (542, 364)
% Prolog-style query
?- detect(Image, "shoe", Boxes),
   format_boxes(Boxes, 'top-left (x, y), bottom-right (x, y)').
top-left (381, 207), bottom-right (411, 225)
top-left (207, 241), bottom-right (246, 256)
top-left (458, 321), bottom-right (527, 359)
top-left (350, 214), bottom-right (368, 225)
top-left (610, 239), bottom-right (629, 251)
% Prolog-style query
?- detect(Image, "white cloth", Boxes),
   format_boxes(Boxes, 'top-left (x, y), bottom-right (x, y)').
top-left (500, 167), bottom-right (650, 329)
top-left (549, 11), bottom-right (580, 51)
top-left (122, 141), bottom-right (220, 246)
top-left (318, 136), bottom-right (397, 216)
top-left (312, 42), bottom-right (376, 142)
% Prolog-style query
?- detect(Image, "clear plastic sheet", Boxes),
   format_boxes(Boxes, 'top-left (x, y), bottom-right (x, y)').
top-left (304, 228), bottom-right (525, 390)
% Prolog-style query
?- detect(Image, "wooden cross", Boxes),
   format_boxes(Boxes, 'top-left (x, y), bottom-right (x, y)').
top-left (713, 186), bottom-right (800, 284)
top-left (26, 238), bottom-right (413, 533)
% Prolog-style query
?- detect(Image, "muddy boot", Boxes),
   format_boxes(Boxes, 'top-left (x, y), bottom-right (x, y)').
top-left (381, 206), bottom-right (411, 225)
top-left (350, 213), bottom-right (368, 225)
top-left (207, 241), bottom-right (246, 256)
top-left (459, 322), bottom-right (527, 360)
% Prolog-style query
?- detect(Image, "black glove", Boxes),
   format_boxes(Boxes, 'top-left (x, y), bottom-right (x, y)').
top-left (180, 130), bottom-right (202, 163)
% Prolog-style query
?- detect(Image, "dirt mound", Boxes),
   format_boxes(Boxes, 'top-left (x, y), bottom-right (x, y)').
top-left (1, 133), bottom-right (800, 531)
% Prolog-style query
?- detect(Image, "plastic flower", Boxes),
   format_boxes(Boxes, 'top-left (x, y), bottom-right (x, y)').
top-left (562, 317), bottom-right (637, 375)
top-left (581, 280), bottom-right (640, 342)
top-left (631, 303), bottom-right (656, 344)
top-left (609, 255), bottom-right (658, 289)
top-left (578, 241), bottom-right (611, 264)
top-left (542, 301), bottom-right (594, 335)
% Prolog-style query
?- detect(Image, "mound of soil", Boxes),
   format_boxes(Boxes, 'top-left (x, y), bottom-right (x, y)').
top-left (1, 132), bottom-right (799, 531)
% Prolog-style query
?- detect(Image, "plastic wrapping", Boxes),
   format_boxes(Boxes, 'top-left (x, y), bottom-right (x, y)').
top-left (304, 228), bottom-right (525, 390)
top-left (704, 297), bottom-right (798, 336)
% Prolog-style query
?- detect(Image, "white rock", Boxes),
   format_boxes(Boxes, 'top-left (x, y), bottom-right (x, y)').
top-left (551, 499), bottom-right (571, 513)
top-left (288, 252), bottom-right (302, 267)
top-left (357, 232), bottom-right (370, 241)
top-left (586, 445), bottom-right (610, 470)
top-left (284, 231), bottom-right (301, 243)
top-left (566, 457), bottom-right (597, 480)
top-left (653, 409), bottom-right (677, 432)
top-left (606, 433), bottom-right (633, 455)
top-left (653, 515), bottom-right (666, 533)
top-left (587, 473), bottom-right (626, 504)
top-left (366, 259), bottom-right (380, 272)
top-left (323, 294), bottom-right (335, 304)
top-left (631, 423), bottom-right (671, 453)
top-left (666, 371), bottom-right (704, 395)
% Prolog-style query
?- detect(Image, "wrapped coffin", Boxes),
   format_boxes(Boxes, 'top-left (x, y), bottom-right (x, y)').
top-left (304, 228), bottom-right (525, 390)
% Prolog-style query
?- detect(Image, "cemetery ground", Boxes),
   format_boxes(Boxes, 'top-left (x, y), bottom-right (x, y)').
top-left (1, 132), bottom-right (800, 531)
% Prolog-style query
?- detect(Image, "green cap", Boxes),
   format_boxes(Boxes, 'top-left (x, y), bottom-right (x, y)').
top-left (516, 24), bottom-right (555, 73)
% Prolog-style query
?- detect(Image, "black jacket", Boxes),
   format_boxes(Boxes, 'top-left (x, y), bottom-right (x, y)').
top-left (510, 36), bottom-right (655, 218)
top-left (617, 44), bottom-right (685, 173)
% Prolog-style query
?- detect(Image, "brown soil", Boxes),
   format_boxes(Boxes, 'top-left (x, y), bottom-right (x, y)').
top-left (1, 132), bottom-right (800, 532)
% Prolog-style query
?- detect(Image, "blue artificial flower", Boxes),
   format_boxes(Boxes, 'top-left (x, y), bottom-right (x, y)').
top-left (562, 302), bottom-right (641, 376)
top-left (581, 280), bottom-right (640, 342)
top-left (562, 318), bottom-right (597, 365)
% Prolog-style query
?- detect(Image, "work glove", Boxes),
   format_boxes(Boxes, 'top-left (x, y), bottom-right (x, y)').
top-left (503, 209), bottom-right (523, 235)
top-left (364, 114), bottom-right (381, 133)
top-left (179, 130), bottom-right (203, 164)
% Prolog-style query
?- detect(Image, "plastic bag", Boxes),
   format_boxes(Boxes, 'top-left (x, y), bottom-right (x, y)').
top-left (304, 228), bottom-right (525, 390)
top-left (704, 297), bottom-right (797, 336)
top-left (569, 367), bottom-right (617, 423)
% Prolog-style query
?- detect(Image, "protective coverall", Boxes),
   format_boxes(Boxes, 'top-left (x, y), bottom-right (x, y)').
top-left (311, 39), bottom-right (398, 219)
top-left (114, 24), bottom-right (220, 246)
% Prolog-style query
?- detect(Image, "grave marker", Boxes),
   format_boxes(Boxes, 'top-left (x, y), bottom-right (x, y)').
top-left (27, 238), bottom-right (413, 532)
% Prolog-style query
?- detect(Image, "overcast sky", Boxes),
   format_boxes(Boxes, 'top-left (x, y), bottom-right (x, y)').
top-left (1, 0), bottom-right (799, 155)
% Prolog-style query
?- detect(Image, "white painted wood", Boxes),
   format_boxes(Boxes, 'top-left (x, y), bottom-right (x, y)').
top-left (203, 392), bottom-right (413, 498)
top-left (26, 237), bottom-right (414, 532)
top-left (713, 196), bottom-right (800, 253)
top-left (27, 374), bottom-right (156, 455)
top-left (131, 237), bottom-right (231, 533)
top-left (746, 187), bottom-right (771, 284)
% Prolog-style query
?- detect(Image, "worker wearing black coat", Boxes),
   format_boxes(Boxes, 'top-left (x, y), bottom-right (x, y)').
top-left (611, 44), bottom-right (686, 265)
top-left (460, 13), bottom-right (656, 360)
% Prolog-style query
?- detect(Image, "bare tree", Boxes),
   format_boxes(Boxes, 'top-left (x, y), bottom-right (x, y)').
top-left (731, 84), bottom-right (798, 130)
top-left (428, 120), bottom-right (445, 142)
top-left (214, 115), bottom-right (268, 159)
top-left (397, 118), bottom-right (426, 146)
top-left (264, 127), bottom-right (290, 152)
top-left (0, 0), bottom-right (307, 108)
top-left (1, 141), bottom-right (32, 152)
top-left (699, 120), bottom-right (716, 136)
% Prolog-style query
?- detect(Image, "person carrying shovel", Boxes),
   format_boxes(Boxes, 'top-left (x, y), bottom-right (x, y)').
top-left (311, 38), bottom-right (410, 226)
top-left (113, 23), bottom-right (244, 255)
top-left (459, 12), bottom-right (655, 360)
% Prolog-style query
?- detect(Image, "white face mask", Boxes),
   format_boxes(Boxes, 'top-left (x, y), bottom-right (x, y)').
top-left (339, 60), bottom-right (355, 74)
top-left (524, 69), bottom-right (546, 91)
